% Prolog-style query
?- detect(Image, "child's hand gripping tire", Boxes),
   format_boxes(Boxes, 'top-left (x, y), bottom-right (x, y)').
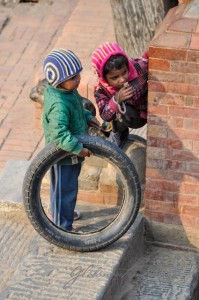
top-left (22, 135), bottom-right (141, 252)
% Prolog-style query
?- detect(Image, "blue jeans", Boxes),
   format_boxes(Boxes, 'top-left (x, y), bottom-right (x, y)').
top-left (50, 163), bottom-right (81, 231)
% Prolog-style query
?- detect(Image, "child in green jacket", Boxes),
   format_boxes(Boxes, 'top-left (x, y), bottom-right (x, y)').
top-left (43, 48), bottom-right (100, 232)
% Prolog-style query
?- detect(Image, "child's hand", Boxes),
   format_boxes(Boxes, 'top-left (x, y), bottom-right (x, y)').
top-left (78, 148), bottom-right (92, 157)
top-left (115, 83), bottom-right (133, 104)
top-left (88, 117), bottom-right (100, 129)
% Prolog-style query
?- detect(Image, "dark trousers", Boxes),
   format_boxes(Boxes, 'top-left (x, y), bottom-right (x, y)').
top-left (50, 163), bottom-right (81, 231)
top-left (113, 104), bottom-right (147, 133)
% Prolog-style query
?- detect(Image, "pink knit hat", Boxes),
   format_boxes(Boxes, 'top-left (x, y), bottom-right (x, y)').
top-left (91, 42), bottom-right (130, 79)
top-left (91, 42), bottom-right (138, 85)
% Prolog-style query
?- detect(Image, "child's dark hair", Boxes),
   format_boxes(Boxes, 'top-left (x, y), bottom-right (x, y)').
top-left (103, 54), bottom-right (128, 78)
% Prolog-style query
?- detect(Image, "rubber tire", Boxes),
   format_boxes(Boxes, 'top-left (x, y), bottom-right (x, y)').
top-left (128, 134), bottom-right (146, 146)
top-left (23, 135), bottom-right (141, 252)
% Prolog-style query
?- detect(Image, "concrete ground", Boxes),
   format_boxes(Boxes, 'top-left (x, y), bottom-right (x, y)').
top-left (0, 1), bottom-right (199, 299)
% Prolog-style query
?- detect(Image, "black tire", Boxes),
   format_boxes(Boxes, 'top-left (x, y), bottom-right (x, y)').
top-left (22, 135), bottom-right (141, 252)
top-left (128, 134), bottom-right (146, 146)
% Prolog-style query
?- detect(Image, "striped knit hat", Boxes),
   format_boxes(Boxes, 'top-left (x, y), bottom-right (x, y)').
top-left (91, 42), bottom-right (129, 80)
top-left (43, 49), bottom-right (82, 87)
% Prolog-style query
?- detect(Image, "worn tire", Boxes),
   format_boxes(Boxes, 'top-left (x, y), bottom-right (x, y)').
top-left (23, 135), bottom-right (141, 252)
top-left (128, 133), bottom-right (146, 146)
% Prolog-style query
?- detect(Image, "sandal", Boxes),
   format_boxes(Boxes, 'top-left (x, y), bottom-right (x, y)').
top-left (74, 210), bottom-right (81, 221)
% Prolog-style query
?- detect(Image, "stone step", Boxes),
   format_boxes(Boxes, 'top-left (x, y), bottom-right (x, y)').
top-left (0, 213), bottom-right (145, 299)
top-left (104, 242), bottom-right (199, 300)
top-left (0, 160), bottom-right (31, 221)
top-left (0, 212), bottom-right (198, 299)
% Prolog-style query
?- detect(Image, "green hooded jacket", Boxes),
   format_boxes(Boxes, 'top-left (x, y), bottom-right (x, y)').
top-left (42, 84), bottom-right (93, 164)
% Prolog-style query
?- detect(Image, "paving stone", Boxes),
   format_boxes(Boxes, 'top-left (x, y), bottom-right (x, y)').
top-left (0, 160), bottom-right (31, 203)
top-left (0, 214), bottom-right (145, 300)
top-left (104, 244), bottom-right (199, 300)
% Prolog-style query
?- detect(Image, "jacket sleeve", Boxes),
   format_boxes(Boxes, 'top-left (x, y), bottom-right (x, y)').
top-left (47, 102), bottom-right (83, 155)
top-left (125, 58), bottom-right (148, 110)
top-left (83, 109), bottom-right (94, 123)
top-left (94, 87), bottom-right (119, 121)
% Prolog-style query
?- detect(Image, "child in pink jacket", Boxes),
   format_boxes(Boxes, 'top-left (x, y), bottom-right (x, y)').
top-left (91, 42), bottom-right (148, 148)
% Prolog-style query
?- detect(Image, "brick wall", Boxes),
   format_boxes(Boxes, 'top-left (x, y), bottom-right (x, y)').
top-left (145, 1), bottom-right (199, 247)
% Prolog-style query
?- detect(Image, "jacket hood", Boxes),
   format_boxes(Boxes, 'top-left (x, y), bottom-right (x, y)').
top-left (91, 42), bottom-right (137, 81)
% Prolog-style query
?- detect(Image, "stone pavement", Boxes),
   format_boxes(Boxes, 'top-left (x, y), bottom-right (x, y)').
top-left (0, 204), bottom-right (199, 299)
top-left (0, 214), bottom-right (145, 300)
top-left (0, 159), bottom-right (199, 299)
top-left (0, 0), bottom-right (115, 174)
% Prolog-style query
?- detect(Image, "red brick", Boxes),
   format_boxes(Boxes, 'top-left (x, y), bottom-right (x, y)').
top-left (180, 214), bottom-right (196, 228)
top-left (147, 113), bottom-right (169, 125)
top-left (190, 34), bottom-right (199, 50)
top-left (192, 141), bottom-right (199, 153)
top-left (149, 58), bottom-right (170, 71)
top-left (187, 85), bottom-right (199, 97)
top-left (171, 149), bottom-right (197, 161)
top-left (193, 120), bottom-right (199, 130)
top-left (170, 61), bottom-right (199, 74)
top-left (103, 193), bottom-right (122, 205)
top-left (144, 209), bottom-right (165, 222)
top-left (146, 2), bottom-right (199, 228)
top-left (181, 205), bottom-right (199, 217)
top-left (168, 139), bottom-right (183, 149)
top-left (148, 80), bottom-right (169, 93)
top-left (193, 97), bottom-right (199, 108)
top-left (169, 117), bottom-right (183, 128)
top-left (147, 125), bottom-right (168, 138)
top-left (183, 174), bottom-right (199, 185)
top-left (166, 192), bottom-right (179, 203)
top-left (149, 47), bottom-right (187, 60)
top-left (169, 18), bottom-right (198, 33)
top-left (182, 142), bottom-right (193, 153)
top-left (147, 137), bottom-right (168, 148)
top-left (145, 168), bottom-right (164, 179)
top-left (149, 71), bottom-right (198, 86)
top-left (164, 213), bottom-right (182, 225)
top-left (151, 32), bottom-right (191, 49)
top-left (78, 190), bottom-right (104, 204)
top-left (151, 92), bottom-right (185, 106)
top-left (146, 158), bottom-right (166, 170)
top-left (185, 96), bottom-right (194, 106)
top-left (169, 128), bottom-right (199, 140)
top-left (182, 183), bottom-right (199, 195)
top-left (169, 106), bottom-right (199, 119)
top-left (187, 50), bottom-right (199, 62)
top-left (168, 82), bottom-right (189, 95)
top-left (148, 104), bottom-right (169, 115)
top-left (147, 146), bottom-right (167, 159)
top-left (146, 179), bottom-right (180, 193)
top-left (99, 183), bottom-right (119, 194)
top-left (183, 118), bottom-right (193, 130)
top-left (178, 194), bottom-right (198, 206)
top-left (193, 218), bottom-right (199, 228)
top-left (145, 188), bottom-right (167, 201)
top-left (167, 170), bottom-right (184, 182)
